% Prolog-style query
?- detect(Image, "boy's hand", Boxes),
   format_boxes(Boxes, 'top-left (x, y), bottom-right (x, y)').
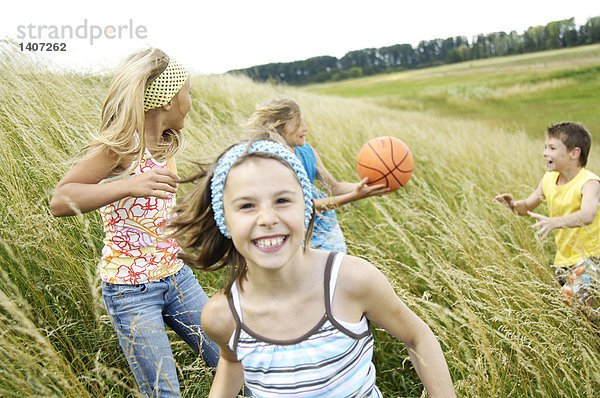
top-left (493, 193), bottom-right (516, 209)
top-left (528, 211), bottom-right (561, 240)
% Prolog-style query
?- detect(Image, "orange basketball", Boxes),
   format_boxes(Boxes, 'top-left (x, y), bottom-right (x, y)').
top-left (356, 136), bottom-right (414, 191)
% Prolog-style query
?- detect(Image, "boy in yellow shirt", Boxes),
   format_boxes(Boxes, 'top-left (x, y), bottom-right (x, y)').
top-left (495, 122), bottom-right (599, 312)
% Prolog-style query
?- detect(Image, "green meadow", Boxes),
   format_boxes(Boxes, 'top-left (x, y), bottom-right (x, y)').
top-left (1, 41), bottom-right (599, 397)
top-left (308, 44), bottom-right (600, 139)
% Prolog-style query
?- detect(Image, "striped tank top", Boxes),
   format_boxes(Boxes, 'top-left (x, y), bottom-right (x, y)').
top-left (227, 252), bottom-right (382, 397)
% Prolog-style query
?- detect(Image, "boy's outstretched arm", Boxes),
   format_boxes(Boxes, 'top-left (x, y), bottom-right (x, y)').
top-left (494, 180), bottom-right (544, 216)
top-left (529, 179), bottom-right (600, 239)
top-left (338, 256), bottom-right (455, 398)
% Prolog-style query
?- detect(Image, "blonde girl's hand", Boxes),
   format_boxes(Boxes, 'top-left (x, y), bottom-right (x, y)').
top-left (527, 211), bottom-right (560, 240)
top-left (353, 177), bottom-right (391, 200)
top-left (128, 168), bottom-right (180, 199)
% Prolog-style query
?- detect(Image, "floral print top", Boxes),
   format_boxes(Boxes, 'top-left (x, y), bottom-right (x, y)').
top-left (99, 149), bottom-right (183, 284)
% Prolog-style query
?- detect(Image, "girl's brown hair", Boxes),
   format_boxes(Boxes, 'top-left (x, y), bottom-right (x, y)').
top-left (170, 131), bottom-right (314, 295)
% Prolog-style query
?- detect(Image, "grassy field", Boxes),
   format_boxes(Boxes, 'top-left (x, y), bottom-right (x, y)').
top-left (308, 44), bottom-right (600, 140)
top-left (1, 41), bottom-right (600, 397)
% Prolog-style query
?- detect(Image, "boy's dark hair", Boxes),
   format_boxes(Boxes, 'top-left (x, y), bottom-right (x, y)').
top-left (546, 122), bottom-right (592, 167)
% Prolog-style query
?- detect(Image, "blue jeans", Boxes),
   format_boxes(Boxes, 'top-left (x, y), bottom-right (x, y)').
top-left (102, 265), bottom-right (220, 397)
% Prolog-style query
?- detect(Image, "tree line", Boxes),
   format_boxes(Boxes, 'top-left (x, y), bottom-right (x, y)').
top-left (228, 16), bottom-right (600, 85)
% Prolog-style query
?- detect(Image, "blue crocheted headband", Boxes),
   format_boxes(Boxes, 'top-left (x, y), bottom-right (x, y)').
top-left (210, 140), bottom-right (314, 238)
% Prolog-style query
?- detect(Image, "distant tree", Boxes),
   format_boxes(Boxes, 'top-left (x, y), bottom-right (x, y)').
top-left (523, 25), bottom-right (546, 52)
top-left (564, 27), bottom-right (582, 47)
top-left (581, 16), bottom-right (600, 44)
top-left (507, 31), bottom-right (525, 54)
top-left (416, 38), bottom-right (445, 65)
top-left (446, 48), bottom-right (463, 63)
top-left (304, 56), bottom-right (339, 77)
top-left (457, 44), bottom-right (472, 61)
top-left (485, 32), bottom-right (508, 56)
top-left (544, 18), bottom-right (576, 49)
top-left (379, 44), bottom-right (416, 68)
top-left (227, 14), bottom-right (599, 85)
top-left (471, 34), bottom-right (489, 59)
top-left (561, 18), bottom-right (582, 47)
top-left (311, 70), bottom-right (332, 83)
top-left (330, 70), bottom-right (348, 81)
top-left (340, 48), bottom-right (385, 72)
top-left (348, 67), bottom-right (363, 78)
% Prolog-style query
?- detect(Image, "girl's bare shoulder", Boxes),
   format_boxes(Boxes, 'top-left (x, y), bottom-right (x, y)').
top-left (201, 291), bottom-right (236, 344)
top-left (336, 254), bottom-right (388, 299)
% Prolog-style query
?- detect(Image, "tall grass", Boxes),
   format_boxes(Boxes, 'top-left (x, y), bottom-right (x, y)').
top-left (1, 41), bottom-right (599, 397)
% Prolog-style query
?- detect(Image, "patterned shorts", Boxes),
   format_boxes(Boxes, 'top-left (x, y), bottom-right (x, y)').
top-left (555, 257), bottom-right (600, 317)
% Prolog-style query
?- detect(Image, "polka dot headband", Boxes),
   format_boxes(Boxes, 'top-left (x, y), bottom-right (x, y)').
top-left (143, 59), bottom-right (189, 111)
top-left (210, 140), bottom-right (314, 238)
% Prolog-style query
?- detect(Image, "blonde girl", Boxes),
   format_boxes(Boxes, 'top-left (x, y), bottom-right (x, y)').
top-left (243, 98), bottom-right (390, 253)
top-left (50, 48), bottom-right (219, 397)
top-left (170, 133), bottom-right (455, 397)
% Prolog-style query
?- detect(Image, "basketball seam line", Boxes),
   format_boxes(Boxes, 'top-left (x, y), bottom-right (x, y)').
top-left (364, 138), bottom-right (411, 187)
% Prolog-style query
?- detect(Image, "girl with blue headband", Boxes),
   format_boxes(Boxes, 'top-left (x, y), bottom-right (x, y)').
top-left (50, 48), bottom-right (219, 397)
top-left (171, 132), bottom-right (455, 398)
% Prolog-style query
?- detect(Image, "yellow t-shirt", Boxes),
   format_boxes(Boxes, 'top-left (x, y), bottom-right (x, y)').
top-left (542, 168), bottom-right (600, 267)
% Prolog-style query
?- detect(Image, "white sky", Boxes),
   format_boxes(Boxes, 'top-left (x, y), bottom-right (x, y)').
top-left (1, 0), bottom-right (598, 75)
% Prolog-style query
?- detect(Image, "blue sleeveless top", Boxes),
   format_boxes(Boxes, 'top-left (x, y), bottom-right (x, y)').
top-left (227, 252), bottom-right (381, 397)
top-left (294, 144), bottom-right (347, 253)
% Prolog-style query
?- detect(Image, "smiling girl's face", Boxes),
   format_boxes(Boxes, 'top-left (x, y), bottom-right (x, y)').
top-left (282, 115), bottom-right (308, 147)
top-left (222, 156), bottom-right (306, 270)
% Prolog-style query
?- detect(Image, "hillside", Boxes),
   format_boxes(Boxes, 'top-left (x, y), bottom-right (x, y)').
top-left (305, 44), bottom-right (600, 139)
top-left (230, 16), bottom-right (600, 85)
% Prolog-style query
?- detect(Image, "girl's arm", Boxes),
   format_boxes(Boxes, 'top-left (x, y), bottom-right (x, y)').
top-left (528, 179), bottom-right (600, 239)
top-left (312, 149), bottom-right (389, 212)
top-left (50, 148), bottom-right (179, 217)
top-left (494, 179), bottom-right (544, 216)
top-left (209, 356), bottom-right (245, 398)
top-left (201, 293), bottom-right (245, 398)
top-left (336, 256), bottom-right (455, 398)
